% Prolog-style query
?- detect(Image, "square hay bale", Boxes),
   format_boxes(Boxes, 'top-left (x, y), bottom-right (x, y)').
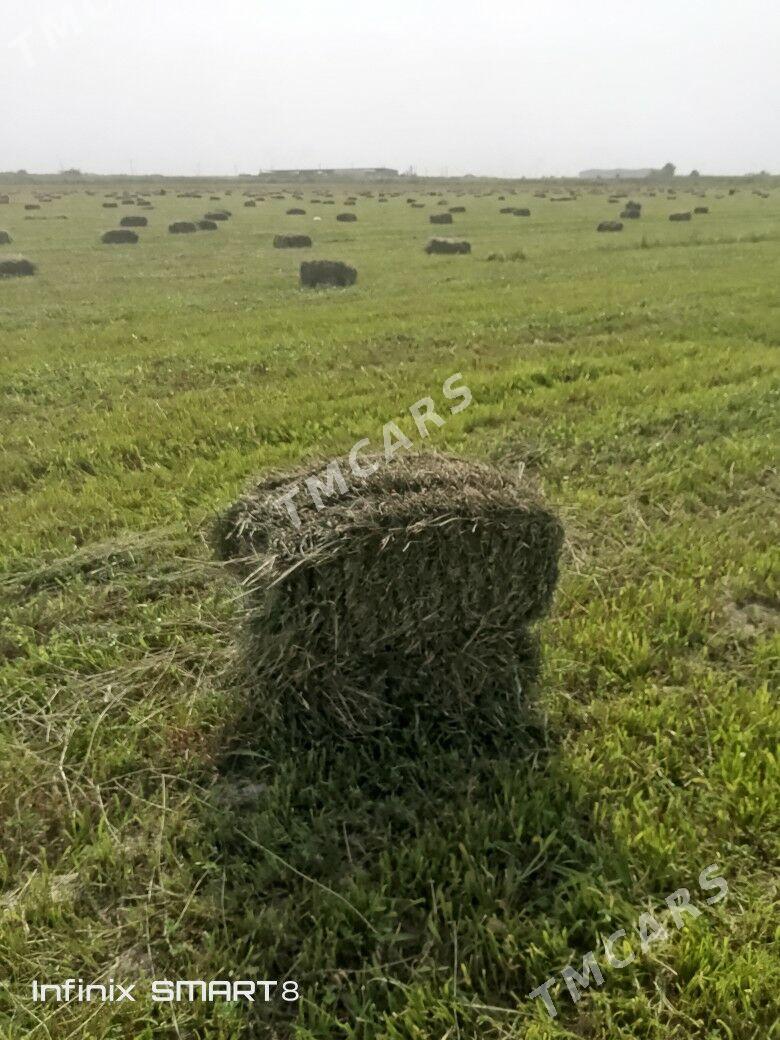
top-left (300, 260), bottom-right (357, 288)
top-left (274, 234), bottom-right (312, 248)
top-left (0, 254), bottom-right (37, 277)
top-left (214, 453), bottom-right (563, 738)
top-left (425, 238), bottom-right (471, 254)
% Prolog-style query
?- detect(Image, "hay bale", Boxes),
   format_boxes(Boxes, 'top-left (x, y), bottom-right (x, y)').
top-left (197, 219), bottom-right (219, 231)
top-left (25, 204), bottom-right (40, 211)
top-left (449, 205), bottom-right (466, 213)
top-left (286, 207), bottom-right (306, 215)
top-left (597, 221), bottom-right (623, 232)
top-left (169, 221), bottom-right (198, 234)
top-left (0, 231), bottom-right (11, 246)
top-left (204, 211), bottom-right (230, 221)
top-left (694, 206), bottom-right (709, 214)
top-left (101, 228), bottom-right (139, 244)
top-left (430, 212), bottom-right (453, 225)
top-left (0, 254), bottom-right (36, 277)
top-left (669, 212), bottom-right (692, 221)
top-left (300, 260), bottom-right (356, 288)
top-left (0, 195), bottom-right (9, 204)
top-left (213, 453), bottom-right (563, 737)
top-left (119, 215), bottom-right (148, 228)
top-left (336, 212), bottom-right (358, 222)
top-left (620, 208), bottom-right (640, 219)
top-left (273, 234), bottom-right (312, 248)
top-left (425, 238), bottom-right (471, 254)
top-left (244, 200), bottom-right (257, 207)
top-left (102, 203), bottom-right (118, 209)
top-left (512, 207), bottom-right (531, 217)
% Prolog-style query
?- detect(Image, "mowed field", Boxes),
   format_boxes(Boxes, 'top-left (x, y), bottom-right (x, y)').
top-left (0, 178), bottom-right (779, 1039)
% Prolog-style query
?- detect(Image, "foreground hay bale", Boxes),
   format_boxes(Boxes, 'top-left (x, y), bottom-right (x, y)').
top-left (214, 453), bottom-right (563, 737)
top-left (597, 220), bottom-right (623, 232)
top-left (119, 215), bottom-right (148, 228)
top-left (669, 212), bottom-right (692, 221)
top-left (300, 260), bottom-right (357, 287)
top-left (425, 237), bottom-right (471, 254)
top-left (0, 254), bottom-right (36, 277)
top-left (0, 231), bottom-right (11, 245)
top-left (430, 212), bottom-right (453, 225)
top-left (101, 228), bottom-right (139, 244)
top-left (169, 221), bottom-right (198, 234)
top-left (273, 234), bottom-right (312, 248)
top-left (336, 212), bottom-right (358, 222)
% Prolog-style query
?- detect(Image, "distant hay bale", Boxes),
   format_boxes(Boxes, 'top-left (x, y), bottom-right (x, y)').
top-left (169, 221), bottom-right (198, 234)
top-left (694, 206), bottom-right (709, 214)
top-left (336, 212), bottom-right (358, 222)
top-left (102, 203), bottom-right (118, 208)
top-left (512, 207), bottom-right (531, 217)
top-left (597, 221), bottom-right (623, 232)
top-left (425, 237), bottom-right (471, 254)
top-left (0, 254), bottom-right (37, 277)
top-left (244, 200), bottom-right (256, 207)
top-left (429, 212), bottom-right (453, 225)
top-left (499, 206), bottom-right (515, 214)
top-left (486, 250), bottom-right (526, 262)
top-left (449, 206), bottom-right (466, 213)
top-left (669, 212), bottom-right (692, 221)
top-left (119, 215), bottom-right (148, 228)
top-left (0, 195), bottom-right (9, 204)
top-left (620, 208), bottom-right (640, 219)
top-left (411, 203), bottom-right (425, 208)
top-left (204, 211), bottom-right (230, 221)
top-left (0, 230), bottom-right (11, 245)
top-left (286, 208), bottom-right (306, 215)
top-left (273, 234), bottom-right (312, 248)
top-left (213, 453), bottom-right (563, 738)
top-left (101, 228), bottom-right (139, 244)
top-left (300, 259), bottom-right (357, 288)
top-left (25, 204), bottom-right (40, 211)
top-left (197, 219), bottom-right (219, 231)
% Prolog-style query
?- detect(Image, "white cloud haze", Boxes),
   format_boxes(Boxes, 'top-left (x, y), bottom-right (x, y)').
top-left (2, 0), bottom-right (778, 177)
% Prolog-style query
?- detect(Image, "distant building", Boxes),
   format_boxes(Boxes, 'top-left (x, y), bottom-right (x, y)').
top-left (259, 167), bottom-right (399, 180)
top-left (579, 168), bottom-right (654, 180)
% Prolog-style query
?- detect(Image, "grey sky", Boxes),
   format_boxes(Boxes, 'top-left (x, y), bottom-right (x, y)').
top-left (3, 0), bottom-right (778, 177)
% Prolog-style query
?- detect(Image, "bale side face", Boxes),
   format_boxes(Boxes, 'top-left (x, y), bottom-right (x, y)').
top-left (300, 260), bottom-right (357, 287)
top-left (215, 454), bottom-right (563, 736)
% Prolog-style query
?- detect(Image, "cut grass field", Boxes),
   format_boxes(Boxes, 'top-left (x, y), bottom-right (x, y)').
top-left (0, 177), bottom-right (778, 1039)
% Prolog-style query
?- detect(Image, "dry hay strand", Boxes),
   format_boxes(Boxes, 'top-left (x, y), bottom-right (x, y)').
top-left (101, 228), bottom-right (139, 244)
top-left (213, 453), bottom-right (563, 739)
top-left (336, 212), bottom-right (358, 222)
top-left (119, 215), bottom-right (148, 228)
top-left (273, 234), bottom-right (312, 249)
top-left (299, 260), bottom-right (357, 287)
top-left (429, 212), bottom-right (453, 225)
top-left (0, 254), bottom-right (37, 277)
top-left (425, 237), bottom-right (471, 254)
top-left (169, 221), bottom-right (198, 234)
top-left (597, 220), bottom-right (623, 232)
top-left (0, 230), bottom-right (12, 246)
top-left (669, 212), bottom-right (692, 221)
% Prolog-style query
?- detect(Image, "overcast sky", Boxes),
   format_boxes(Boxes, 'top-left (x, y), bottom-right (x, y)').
top-left (2, 0), bottom-right (778, 177)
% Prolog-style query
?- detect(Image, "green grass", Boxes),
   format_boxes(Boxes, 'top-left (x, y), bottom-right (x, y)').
top-left (1, 178), bottom-right (779, 1039)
